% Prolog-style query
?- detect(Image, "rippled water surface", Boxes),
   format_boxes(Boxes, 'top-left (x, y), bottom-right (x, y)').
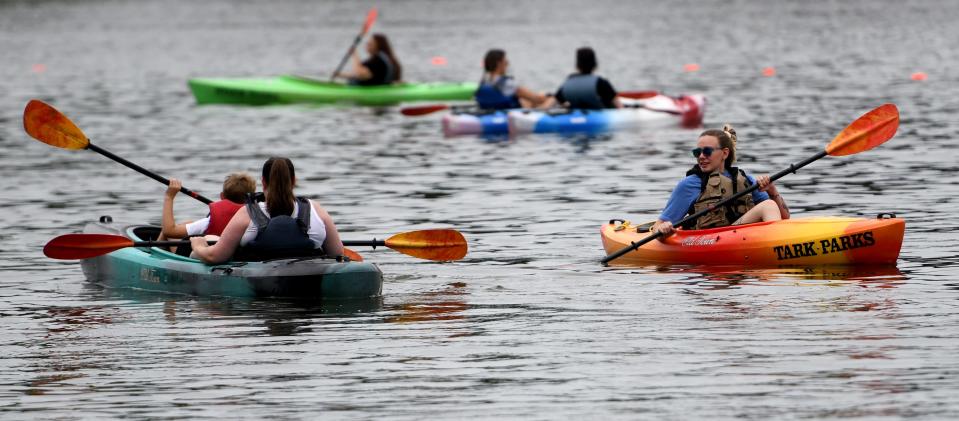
top-left (2, 0), bottom-right (959, 418)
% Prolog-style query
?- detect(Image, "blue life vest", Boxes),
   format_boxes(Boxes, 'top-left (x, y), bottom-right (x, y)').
top-left (558, 74), bottom-right (603, 109)
top-left (475, 76), bottom-right (521, 110)
top-left (239, 193), bottom-right (318, 259)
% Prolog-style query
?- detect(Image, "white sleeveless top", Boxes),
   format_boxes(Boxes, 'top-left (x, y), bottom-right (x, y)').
top-left (239, 200), bottom-right (327, 248)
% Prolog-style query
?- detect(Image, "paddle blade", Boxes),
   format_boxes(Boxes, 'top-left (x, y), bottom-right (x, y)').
top-left (361, 8), bottom-right (378, 35)
top-left (401, 104), bottom-right (449, 116)
top-left (825, 103), bottom-right (899, 156)
top-left (44, 234), bottom-right (133, 260)
top-left (385, 229), bottom-right (468, 261)
top-left (343, 247), bottom-right (364, 262)
top-left (618, 90), bottom-right (659, 100)
top-left (23, 100), bottom-right (90, 150)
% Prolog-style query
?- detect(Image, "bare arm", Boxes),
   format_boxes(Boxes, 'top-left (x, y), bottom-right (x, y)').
top-left (311, 200), bottom-right (344, 257)
top-left (516, 86), bottom-right (547, 108)
top-left (190, 207), bottom-right (250, 264)
top-left (161, 179), bottom-right (190, 238)
top-left (757, 175), bottom-right (790, 220)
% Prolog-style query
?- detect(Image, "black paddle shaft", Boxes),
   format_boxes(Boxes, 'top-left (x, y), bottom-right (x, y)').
top-left (342, 239), bottom-right (387, 249)
top-left (601, 149), bottom-right (829, 265)
top-left (86, 142), bottom-right (214, 205)
top-left (330, 35), bottom-right (362, 82)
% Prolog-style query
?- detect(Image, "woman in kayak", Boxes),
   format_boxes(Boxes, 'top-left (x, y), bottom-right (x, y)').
top-left (336, 33), bottom-right (402, 86)
top-left (475, 49), bottom-right (549, 110)
top-left (540, 47), bottom-right (622, 110)
top-left (651, 125), bottom-right (790, 237)
top-left (191, 157), bottom-right (345, 264)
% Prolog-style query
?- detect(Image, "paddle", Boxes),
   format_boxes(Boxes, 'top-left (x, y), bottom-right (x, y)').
top-left (330, 7), bottom-right (378, 82)
top-left (400, 91), bottom-right (669, 117)
top-left (601, 103), bottom-right (900, 266)
top-left (22, 100), bottom-right (213, 204)
top-left (45, 229), bottom-right (468, 262)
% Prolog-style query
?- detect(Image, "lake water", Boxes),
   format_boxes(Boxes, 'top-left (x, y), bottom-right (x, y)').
top-left (2, 0), bottom-right (958, 418)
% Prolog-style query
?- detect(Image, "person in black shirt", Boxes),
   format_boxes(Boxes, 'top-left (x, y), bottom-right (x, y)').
top-left (540, 47), bottom-right (622, 110)
top-left (335, 33), bottom-right (402, 86)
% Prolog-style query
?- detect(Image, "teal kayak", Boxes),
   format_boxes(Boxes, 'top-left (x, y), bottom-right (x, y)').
top-left (79, 217), bottom-right (383, 300)
top-left (188, 75), bottom-right (477, 106)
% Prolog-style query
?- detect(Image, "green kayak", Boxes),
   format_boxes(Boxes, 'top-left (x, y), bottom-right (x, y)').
top-left (188, 75), bottom-right (477, 106)
top-left (79, 217), bottom-right (383, 300)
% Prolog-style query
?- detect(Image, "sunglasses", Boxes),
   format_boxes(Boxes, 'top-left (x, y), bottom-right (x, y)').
top-left (691, 146), bottom-right (720, 158)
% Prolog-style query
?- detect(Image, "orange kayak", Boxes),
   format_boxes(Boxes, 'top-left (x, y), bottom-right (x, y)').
top-left (601, 216), bottom-right (904, 266)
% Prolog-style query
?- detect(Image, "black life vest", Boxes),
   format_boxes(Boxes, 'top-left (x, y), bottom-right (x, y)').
top-left (558, 74), bottom-right (603, 109)
top-left (236, 193), bottom-right (319, 260)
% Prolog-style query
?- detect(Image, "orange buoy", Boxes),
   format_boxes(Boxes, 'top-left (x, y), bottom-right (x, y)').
top-left (32, 64), bottom-right (47, 73)
top-left (910, 72), bottom-right (928, 81)
top-left (683, 63), bottom-right (700, 72)
top-left (431, 56), bottom-right (448, 66)
top-left (762, 66), bottom-right (776, 77)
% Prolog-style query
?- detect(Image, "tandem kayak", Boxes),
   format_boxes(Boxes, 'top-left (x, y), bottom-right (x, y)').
top-left (79, 217), bottom-right (383, 300)
top-left (601, 215), bottom-right (905, 266)
top-left (508, 94), bottom-right (706, 135)
top-left (188, 75), bottom-right (478, 106)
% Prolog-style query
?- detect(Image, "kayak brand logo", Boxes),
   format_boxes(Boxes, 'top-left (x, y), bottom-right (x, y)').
top-left (773, 231), bottom-right (876, 260)
top-left (139, 267), bottom-right (164, 284)
top-left (681, 235), bottom-right (718, 246)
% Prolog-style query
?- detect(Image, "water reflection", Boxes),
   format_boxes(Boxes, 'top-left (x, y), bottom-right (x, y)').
top-left (78, 282), bottom-right (384, 336)
top-left (385, 281), bottom-right (469, 324)
top-left (660, 265), bottom-right (906, 289)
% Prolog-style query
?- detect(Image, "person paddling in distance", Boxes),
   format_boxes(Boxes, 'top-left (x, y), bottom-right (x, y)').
top-left (474, 49), bottom-right (549, 110)
top-left (190, 157), bottom-right (344, 264)
top-left (651, 125), bottom-right (790, 237)
top-left (334, 33), bottom-right (402, 86)
top-left (539, 47), bottom-right (623, 110)
top-left (159, 173), bottom-right (256, 254)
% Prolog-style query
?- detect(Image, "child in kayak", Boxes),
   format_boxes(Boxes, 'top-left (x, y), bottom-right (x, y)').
top-left (335, 33), bottom-right (402, 86)
top-left (191, 157), bottom-right (344, 263)
top-left (540, 47), bottom-right (622, 110)
top-left (652, 125), bottom-right (790, 237)
top-left (474, 49), bottom-right (549, 110)
top-left (160, 173), bottom-right (256, 252)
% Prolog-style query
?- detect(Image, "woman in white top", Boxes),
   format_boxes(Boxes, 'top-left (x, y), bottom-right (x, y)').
top-left (191, 157), bottom-right (344, 264)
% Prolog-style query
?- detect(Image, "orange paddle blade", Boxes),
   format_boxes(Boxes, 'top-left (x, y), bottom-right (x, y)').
top-left (44, 234), bottom-right (134, 260)
top-left (362, 8), bottom-right (378, 34)
top-left (23, 100), bottom-right (90, 150)
top-left (385, 229), bottom-right (468, 261)
top-left (401, 104), bottom-right (450, 116)
top-left (343, 247), bottom-right (364, 262)
top-left (825, 103), bottom-right (899, 156)
top-left (618, 90), bottom-right (659, 100)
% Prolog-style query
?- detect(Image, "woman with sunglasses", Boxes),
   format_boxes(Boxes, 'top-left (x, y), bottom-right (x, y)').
top-left (651, 125), bottom-right (790, 237)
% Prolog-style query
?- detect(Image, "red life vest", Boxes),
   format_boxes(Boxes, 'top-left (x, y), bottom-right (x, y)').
top-left (205, 200), bottom-right (244, 236)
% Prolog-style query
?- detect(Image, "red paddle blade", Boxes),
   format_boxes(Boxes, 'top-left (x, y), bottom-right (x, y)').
top-left (401, 104), bottom-right (449, 116)
top-left (825, 103), bottom-right (899, 156)
top-left (362, 8), bottom-right (378, 35)
top-left (618, 90), bottom-right (659, 100)
top-left (44, 234), bottom-right (134, 260)
top-left (23, 100), bottom-right (90, 150)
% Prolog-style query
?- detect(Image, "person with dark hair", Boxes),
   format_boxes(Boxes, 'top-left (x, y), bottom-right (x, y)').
top-left (540, 47), bottom-right (622, 110)
top-left (474, 49), bottom-right (548, 110)
top-left (651, 125), bottom-right (790, 237)
top-left (334, 33), bottom-right (402, 85)
top-left (190, 157), bottom-right (344, 263)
